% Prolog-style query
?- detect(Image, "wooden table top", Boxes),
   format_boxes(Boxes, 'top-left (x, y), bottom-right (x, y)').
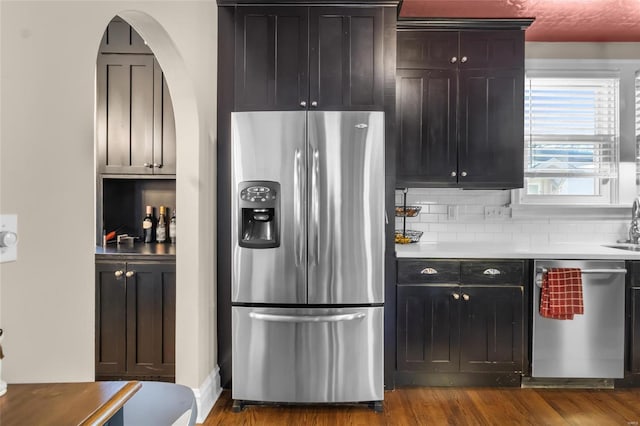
top-left (0, 381), bottom-right (141, 426)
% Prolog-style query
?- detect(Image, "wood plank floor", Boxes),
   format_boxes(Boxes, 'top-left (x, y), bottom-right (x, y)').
top-left (202, 388), bottom-right (640, 425)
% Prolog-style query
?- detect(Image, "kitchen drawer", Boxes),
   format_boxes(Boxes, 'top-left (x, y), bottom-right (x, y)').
top-left (461, 261), bottom-right (524, 285)
top-left (397, 260), bottom-right (460, 284)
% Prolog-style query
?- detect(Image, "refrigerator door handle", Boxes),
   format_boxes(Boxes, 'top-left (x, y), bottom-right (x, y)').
top-left (310, 148), bottom-right (320, 266)
top-left (294, 149), bottom-right (304, 266)
top-left (249, 312), bottom-right (366, 323)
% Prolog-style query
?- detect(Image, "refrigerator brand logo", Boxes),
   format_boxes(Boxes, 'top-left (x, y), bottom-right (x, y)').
top-left (355, 123), bottom-right (368, 129)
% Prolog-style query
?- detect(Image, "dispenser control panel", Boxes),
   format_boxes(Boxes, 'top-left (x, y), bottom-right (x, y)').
top-left (240, 186), bottom-right (277, 203)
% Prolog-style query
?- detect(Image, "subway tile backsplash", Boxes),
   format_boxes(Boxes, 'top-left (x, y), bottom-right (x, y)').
top-left (395, 188), bottom-right (629, 245)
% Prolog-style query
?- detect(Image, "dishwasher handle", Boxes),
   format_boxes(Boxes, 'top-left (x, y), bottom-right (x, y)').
top-left (535, 268), bottom-right (627, 287)
top-left (536, 268), bottom-right (627, 274)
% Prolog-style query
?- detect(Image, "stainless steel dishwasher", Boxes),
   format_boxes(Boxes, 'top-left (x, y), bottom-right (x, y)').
top-left (532, 259), bottom-right (626, 379)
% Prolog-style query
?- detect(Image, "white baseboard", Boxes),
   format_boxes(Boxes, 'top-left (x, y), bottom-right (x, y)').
top-left (192, 365), bottom-right (222, 424)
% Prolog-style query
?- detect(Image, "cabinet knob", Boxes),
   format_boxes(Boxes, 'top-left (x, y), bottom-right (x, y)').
top-left (450, 56), bottom-right (458, 64)
top-left (460, 56), bottom-right (468, 63)
top-left (153, 163), bottom-right (162, 168)
top-left (452, 293), bottom-right (460, 300)
top-left (143, 163), bottom-right (153, 168)
top-left (311, 101), bottom-right (318, 108)
top-left (461, 171), bottom-right (468, 177)
top-left (462, 294), bottom-right (470, 301)
top-left (450, 171), bottom-right (457, 177)
top-left (114, 270), bottom-right (124, 278)
top-left (300, 101), bottom-right (307, 108)
top-left (125, 270), bottom-right (135, 278)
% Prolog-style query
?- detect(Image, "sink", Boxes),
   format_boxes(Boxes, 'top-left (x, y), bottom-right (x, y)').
top-left (602, 243), bottom-right (640, 252)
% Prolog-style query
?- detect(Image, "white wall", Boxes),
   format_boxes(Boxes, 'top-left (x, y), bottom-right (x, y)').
top-left (0, 0), bottom-right (218, 417)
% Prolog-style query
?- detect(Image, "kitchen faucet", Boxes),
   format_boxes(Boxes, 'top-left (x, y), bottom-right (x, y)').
top-left (629, 197), bottom-right (640, 244)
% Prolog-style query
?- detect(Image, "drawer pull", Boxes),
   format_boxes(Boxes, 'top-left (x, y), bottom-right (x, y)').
top-left (483, 268), bottom-right (501, 276)
top-left (420, 267), bottom-right (438, 275)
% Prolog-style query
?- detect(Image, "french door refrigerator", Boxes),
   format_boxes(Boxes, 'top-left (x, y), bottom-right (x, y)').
top-left (231, 111), bottom-right (385, 406)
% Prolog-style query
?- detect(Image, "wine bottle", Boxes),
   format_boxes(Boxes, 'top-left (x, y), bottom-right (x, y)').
top-left (157, 205), bottom-right (167, 243)
top-left (169, 209), bottom-right (176, 244)
top-left (143, 205), bottom-right (155, 243)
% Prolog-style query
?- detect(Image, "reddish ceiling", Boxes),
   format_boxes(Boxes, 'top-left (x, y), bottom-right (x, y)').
top-left (399, 0), bottom-right (640, 42)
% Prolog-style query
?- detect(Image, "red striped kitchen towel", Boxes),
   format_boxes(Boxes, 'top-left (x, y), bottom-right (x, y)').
top-left (540, 268), bottom-right (584, 320)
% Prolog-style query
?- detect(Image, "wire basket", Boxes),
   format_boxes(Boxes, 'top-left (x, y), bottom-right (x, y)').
top-left (395, 205), bottom-right (422, 217)
top-left (395, 229), bottom-right (423, 244)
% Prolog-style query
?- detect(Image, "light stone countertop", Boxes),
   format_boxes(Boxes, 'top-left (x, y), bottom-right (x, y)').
top-left (395, 241), bottom-right (640, 260)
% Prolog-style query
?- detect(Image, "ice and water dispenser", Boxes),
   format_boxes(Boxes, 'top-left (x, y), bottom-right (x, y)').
top-left (238, 181), bottom-right (280, 248)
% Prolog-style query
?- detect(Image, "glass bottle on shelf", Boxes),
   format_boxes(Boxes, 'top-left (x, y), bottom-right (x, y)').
top-left (157, 205), bottom-right (167, 243)
top-left (142, 205), bottom-right (155, 243)
top-left (169, 209), bottom-right (176, 244)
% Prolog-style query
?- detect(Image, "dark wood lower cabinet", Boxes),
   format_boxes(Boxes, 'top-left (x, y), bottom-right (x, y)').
top-left (459, 286), bottom-right (523, 373)
top-left (396, 259), bottom-right (525, 386)
top-left (397, 285), bottom-right (460, 373)
top-left (631, 287), bottom-right (640, 374)
top-left (96, 259), bottom-right (175, 382)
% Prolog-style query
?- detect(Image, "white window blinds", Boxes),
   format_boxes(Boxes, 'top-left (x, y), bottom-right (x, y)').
top-left (524, 76), bottom-right (619, 179)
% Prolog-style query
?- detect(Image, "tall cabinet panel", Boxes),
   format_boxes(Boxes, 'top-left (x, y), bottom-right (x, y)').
top-left (234, 7), bottom-right (309, 110)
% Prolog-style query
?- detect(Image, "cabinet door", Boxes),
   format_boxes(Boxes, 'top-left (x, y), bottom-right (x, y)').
top-left (126, 262), bottom-right (176, 378)
top-left (459, 30), bottom-right (524, 70)
top-left (631, 288), bottom-right (640, 373)
top-left (397, 30), bottom-right (458, 69)
top-left (153, 60), bottom-right (176, 174)
top-left (396, 69), bottom-right (457, 186)
top-left (97, 54), bottom-right (155, 175)
top-left (459, 286), bottom-right (524, 373)
top-left (458, 67), bottom-right (524, 189)
top-left (309, 7), bottom-right (383, 110)
top-left (397, 285), bottom-right (460, 372)
top-left (95, 262), bottom-right (127, 377)
top-left (234, 7), bottom-right (308, 111)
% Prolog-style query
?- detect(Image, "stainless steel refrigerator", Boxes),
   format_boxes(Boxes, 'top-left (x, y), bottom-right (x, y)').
top-left (231, 111), bottom-right (385, 407)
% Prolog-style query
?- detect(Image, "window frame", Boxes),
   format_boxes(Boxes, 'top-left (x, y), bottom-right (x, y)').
top-left (513, 58), bottom-right (639, 213)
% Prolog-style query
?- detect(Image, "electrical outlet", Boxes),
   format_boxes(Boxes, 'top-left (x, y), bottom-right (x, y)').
top-left (484, 206), bottom-right (511, 220)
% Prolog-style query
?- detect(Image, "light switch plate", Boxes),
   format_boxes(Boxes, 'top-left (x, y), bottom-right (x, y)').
top-left (0, 214), bottom-right (18, 263)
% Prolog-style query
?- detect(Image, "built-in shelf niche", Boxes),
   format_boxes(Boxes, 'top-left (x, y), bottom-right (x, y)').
top-left (98, 177), bottom-right (176, 243)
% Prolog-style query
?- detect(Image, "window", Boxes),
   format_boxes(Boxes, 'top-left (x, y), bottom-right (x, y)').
top-left (521, 72), bottom-right (620, 205)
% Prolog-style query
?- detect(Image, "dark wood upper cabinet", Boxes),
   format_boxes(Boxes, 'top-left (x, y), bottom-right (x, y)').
top-left (234, 7), bottom-right (309, 110)
top-left (96, 55), bottom-right (176, 175)
top-left (397, 31), bottom-right (457, 69)
top-left (396, 68), bottom-right (457, 185)
top-left (309, 7), bottom-right (384, 110)
top-left (396, 20), bottom-right (531, 189)
top-left (234, 5), bottom-right (385, 111)
top-left (458, 67), bottom-right (524, 188)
